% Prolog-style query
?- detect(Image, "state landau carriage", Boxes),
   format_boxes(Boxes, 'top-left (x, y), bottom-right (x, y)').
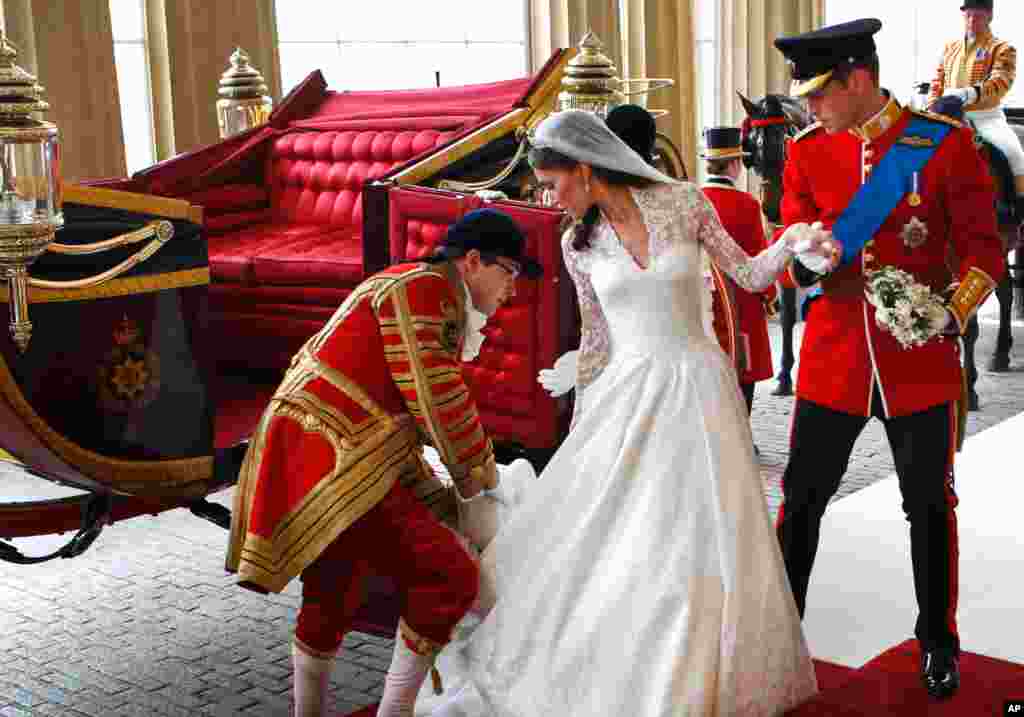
top-left (5, 33), bottom-right (753, 639)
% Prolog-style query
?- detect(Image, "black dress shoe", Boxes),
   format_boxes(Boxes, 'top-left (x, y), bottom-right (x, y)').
top-left (921, 647), bottom-right (960, 699)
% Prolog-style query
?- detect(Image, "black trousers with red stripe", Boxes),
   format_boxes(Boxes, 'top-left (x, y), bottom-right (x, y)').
top-left (776, 390), bottom-right (960, 653)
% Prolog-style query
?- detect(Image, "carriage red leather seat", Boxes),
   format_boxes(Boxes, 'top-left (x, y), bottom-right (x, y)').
top-left (198, 125), bottom-right (458, 369)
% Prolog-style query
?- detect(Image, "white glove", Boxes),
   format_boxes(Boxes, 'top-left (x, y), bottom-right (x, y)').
top-left (787, 221), bottom-right (837, 274)
top-left (943, 86), bottom-right (978, 105)
top-left (455, 484), bottom-right (502, 551)
top-left (537, 350), bottom-right (578, 397)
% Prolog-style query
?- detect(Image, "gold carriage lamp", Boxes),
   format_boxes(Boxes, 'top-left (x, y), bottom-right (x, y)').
top-left (556, 31), bottom-right (674, 118)
top-left (0, 33), bottom-right (63, 353)
top-left (216, 47), bottom-right (273, 139)
top-left (0, 35), bottom-right (175, 352)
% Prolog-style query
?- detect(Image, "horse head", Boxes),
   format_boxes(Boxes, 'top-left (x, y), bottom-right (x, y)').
top-left (738, 92), bottom-right (812, 223)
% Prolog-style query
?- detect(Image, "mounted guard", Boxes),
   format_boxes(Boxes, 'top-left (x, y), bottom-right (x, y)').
top-left (928, 0), bottom-right (1024, 219)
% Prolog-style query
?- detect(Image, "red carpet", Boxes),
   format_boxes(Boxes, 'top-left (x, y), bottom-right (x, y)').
top-left (811, 657), bottom-right (857, 691)
top-left (788, 640), bottom-right (1024, 716)
top-left (345, 705), bottom-right (376, 717)
top-left (343, 644), bottom-right (1023, 717)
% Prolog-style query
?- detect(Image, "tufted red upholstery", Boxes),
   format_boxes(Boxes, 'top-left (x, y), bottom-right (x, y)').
top-left (387, 186), bottom-right (575, 449)
top-left (198, 126), bottom-right (455, 371)
top-left (267, 129), bottom-right (453, 229)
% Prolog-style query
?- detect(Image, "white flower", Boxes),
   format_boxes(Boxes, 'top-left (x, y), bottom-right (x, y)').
top-left (926, 303), bottom-right (950, 332)
top-left (894, 299), bottom-right (913, 321)
top-left (864, 265), bottom-right (946, 349)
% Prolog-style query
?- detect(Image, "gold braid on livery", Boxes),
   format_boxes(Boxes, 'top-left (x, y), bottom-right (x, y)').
top-left (375, 264), bottom-right (497, 495)
top-left (226, 262), bottom-right (495, 593)
top-left (946, 266), bottom-right (998, 334)
top-left (929, 33), bottom-right (1017, 112)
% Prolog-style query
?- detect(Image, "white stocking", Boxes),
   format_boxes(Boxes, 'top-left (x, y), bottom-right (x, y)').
top-left (378, 630), bottom-right (434, 717)
top-left (292, 642), bottom-right (333, 717)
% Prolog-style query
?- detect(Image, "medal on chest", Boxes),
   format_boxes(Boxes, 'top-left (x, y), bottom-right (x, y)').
top-left (901, 216), bottom-right (929, 249)
top-left (907, 171), bottom-right (922, 207)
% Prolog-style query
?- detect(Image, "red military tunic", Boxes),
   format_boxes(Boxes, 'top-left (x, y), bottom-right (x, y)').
top-left (703, 178), bottom-right (775, 383)
top-left (226, 261), bottom-right (495, 594)
top-left (779, 95), bottom-right (1005, 417)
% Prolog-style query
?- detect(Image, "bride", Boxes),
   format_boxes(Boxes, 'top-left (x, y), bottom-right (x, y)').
top-left (413, 110), bottom-right (828, 717)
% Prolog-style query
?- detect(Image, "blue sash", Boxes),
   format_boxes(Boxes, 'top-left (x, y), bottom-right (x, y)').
top-left (833, 117), bottom-right (952, 265)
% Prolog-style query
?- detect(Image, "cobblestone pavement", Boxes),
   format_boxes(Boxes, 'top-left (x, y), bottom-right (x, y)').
top-left (2, 312), bottom-right (1022, 717)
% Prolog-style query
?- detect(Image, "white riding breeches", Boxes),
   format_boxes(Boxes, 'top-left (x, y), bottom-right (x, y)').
top-left (965, 107), bottom-right (1024, 177)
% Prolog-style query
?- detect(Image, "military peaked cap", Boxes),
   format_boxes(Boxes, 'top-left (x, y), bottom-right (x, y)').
top-left (775, 18), bottom-right (882, 97)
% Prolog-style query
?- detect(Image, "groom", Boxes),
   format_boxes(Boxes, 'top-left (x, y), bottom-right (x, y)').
top-left (772, 18), bottom-right (1004, 699)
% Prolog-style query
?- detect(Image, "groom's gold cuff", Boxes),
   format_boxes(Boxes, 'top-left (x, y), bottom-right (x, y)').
top-left (947, 266), bottom-right (997, 334)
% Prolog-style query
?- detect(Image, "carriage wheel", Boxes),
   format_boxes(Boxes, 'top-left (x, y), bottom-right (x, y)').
top-left (653, 132), bottom-right (688, 180)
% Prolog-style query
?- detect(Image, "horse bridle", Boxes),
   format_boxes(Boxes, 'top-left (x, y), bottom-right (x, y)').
top-left (741, 113), bottom-right (797, 224)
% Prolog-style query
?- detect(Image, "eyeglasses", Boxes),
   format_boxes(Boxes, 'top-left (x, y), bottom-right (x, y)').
top-left (488, 257), bottom-right (521, 279)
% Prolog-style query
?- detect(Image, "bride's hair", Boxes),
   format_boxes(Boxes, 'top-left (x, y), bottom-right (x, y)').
top-left (528, 146), bottom-right (653, 251)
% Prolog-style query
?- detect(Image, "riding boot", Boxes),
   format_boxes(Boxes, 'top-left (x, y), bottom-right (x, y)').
top-left (378, 620), bottom-right (444, 717)
top-left (292, 641), bottom-right (334, 717)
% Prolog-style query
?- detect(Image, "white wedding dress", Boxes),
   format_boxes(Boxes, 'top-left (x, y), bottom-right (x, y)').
top-left (416, 182), bottom-right (818, 717)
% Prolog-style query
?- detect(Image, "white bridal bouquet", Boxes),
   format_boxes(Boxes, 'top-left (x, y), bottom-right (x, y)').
top-left (864, 266), bottom-right (950, 349)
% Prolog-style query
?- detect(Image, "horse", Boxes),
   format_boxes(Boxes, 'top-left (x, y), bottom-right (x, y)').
top-left (738, 92), bottom-right (813, 396)
top-left (739, 90), bottom-right (1022, 411)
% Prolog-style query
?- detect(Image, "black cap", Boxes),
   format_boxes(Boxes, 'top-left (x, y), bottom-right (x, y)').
top-left (775, 18), bottom-right (882, 97)
top-left (606, 104), bottom-right (657, 164)
top-left (960, 0), bottom-right (993, 9)
top-left (700, 126), bottom-right (749, 160)
top-left (424, 208), bottom-right (542, 279)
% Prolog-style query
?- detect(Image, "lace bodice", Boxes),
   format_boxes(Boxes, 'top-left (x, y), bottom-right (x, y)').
top-left (562, 182), bottom-right (792, 413)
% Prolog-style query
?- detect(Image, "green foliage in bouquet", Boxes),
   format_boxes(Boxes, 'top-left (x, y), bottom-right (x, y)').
top-left (864, 266), bottom-right (949, 349)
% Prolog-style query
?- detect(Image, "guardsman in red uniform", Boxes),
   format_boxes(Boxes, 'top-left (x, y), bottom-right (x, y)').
top-left (699, 126), bottom-right (776, 420)
top-left (226, 209), bottom-right (542, 717)
top-left (773, 19), bottom-right (1005, 700)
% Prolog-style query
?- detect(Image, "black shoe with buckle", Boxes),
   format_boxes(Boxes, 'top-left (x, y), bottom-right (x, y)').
top-left (921, 647), bottom-right (960, 699)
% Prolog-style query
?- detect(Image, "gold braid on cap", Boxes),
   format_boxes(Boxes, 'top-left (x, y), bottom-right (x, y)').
top-left (947, 266), bottom-right (997, 334)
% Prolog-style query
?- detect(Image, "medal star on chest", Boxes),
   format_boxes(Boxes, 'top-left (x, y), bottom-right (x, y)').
top-left (900, 216), bottom-right (929, 249)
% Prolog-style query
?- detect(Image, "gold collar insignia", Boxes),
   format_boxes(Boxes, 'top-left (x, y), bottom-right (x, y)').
top-left (852, 96), bottom-right (902, 143)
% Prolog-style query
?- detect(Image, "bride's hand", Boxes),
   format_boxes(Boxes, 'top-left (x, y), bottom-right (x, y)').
top-left (786, 222), bottom-right (841, 273)
top-left (538, 350), bottom-right (578, 397)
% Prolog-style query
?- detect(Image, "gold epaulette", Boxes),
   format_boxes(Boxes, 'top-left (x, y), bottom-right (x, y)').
top-left (791, 122), bottom-right (823, 143)
top-left (947, 266), bottom-right (998, 333)
top-left (909, 108), bottom-right (963, 129)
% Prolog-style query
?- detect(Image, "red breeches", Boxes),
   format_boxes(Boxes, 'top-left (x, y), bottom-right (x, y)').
top-left (295, 481), bottom-right (478, 654)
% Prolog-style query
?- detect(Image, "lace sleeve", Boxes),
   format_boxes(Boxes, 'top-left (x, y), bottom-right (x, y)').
top-left (561, 228), bottom-right (611, 424)
top-left (692, 186), bottom-right (793, 293)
